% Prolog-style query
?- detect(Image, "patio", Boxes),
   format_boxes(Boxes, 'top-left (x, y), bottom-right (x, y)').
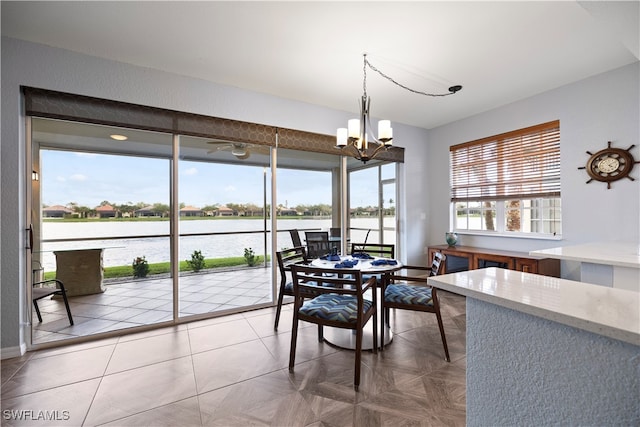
top-left (32, 265), bottom-right (277, 344)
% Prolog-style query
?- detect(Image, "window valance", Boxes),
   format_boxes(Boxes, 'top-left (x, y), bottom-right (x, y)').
top-left (22, 87), bottom-right (403, 163)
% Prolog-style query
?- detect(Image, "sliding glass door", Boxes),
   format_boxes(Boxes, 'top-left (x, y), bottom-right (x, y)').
top-left (27, 115), bottom-right (399, 347)
top-left (348, 161), bottom-right (397, 250)
top-left (381, 162), bottom-right (398, 247)
top-left (177, 135), bottom-right (272, 317)
top-left (31, 118), bottom-right (174, 344)
top-left (274, 148), bottom-right (343, 253)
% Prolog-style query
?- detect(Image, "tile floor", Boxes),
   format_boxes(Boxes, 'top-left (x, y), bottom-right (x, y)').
top-left (32, 267), bottom-right (275, 344)
top-left (3, 291), bottom-right (467, 426)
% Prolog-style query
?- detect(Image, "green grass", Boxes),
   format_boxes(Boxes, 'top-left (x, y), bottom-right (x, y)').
top-left (43, 255), bottom-right (269, 281)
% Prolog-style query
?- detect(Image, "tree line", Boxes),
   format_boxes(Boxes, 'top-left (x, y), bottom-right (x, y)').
top-left (51, 200), bottom-right (395, 218)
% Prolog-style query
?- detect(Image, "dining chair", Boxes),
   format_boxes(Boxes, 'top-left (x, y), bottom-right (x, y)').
top-left (289, 264), bottom-right (377, 391)
top-left (304, 231), bottom-right (331, 258)
top-left (380, 252), bottom-right (449, 361)
top-left (289, 229), bottom-right (302, 248)
top-left (350, 242), bottom-right (395, 259)
top-left (329, 227), bottom-right (341, 238)
top-left (350, 242), bottom-right (395, 285)
top-left (349, 229), bottom-right (371, 254)
top-left (274, 246), bottom-right (309, 330)
top-left (32, 279), bottom-right (74, 325)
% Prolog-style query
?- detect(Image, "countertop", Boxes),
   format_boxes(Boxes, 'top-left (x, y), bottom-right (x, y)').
top-left (529, 241), bottom-right (640, 269)
top-left (428, 267), bottom-right (640, 346)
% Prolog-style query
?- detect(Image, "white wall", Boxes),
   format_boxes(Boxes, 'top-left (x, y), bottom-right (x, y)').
top-left (426, 61), bottom-right (640, 278)
top-left (397, 125), bottom-right (430, 266)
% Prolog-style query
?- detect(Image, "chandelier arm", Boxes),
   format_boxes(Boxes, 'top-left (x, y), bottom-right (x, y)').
top-left (365, 103), bottom-right (382, 145)
top-left (369, 142), bottom-right (389, 158)
top-left (348, 143), bottom-right (367, 161)
top-left (364, 57), bottom-right (460, 97)
top-left (360, 96), bottom-right (367, 143)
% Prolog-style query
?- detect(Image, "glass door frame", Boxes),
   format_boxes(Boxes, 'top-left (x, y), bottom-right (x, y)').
top-left (347, 161), bottom-right (399, 258)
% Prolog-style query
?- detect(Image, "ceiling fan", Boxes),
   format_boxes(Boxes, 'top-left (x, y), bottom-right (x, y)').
top-left (206, 141), bottom-right (270, 160)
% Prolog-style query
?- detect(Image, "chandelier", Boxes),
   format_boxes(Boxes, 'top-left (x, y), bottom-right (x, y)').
top-left (336, 54), bottom-right (462, 163)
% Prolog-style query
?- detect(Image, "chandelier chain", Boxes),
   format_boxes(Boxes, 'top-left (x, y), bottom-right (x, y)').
top-left (364, 56), bottom-right (456, 97)
top-left (363, 57), bottom-right (368, 99)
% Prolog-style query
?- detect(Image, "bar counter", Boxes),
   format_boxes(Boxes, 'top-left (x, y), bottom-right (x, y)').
top-left (530, 241), bottom-right (640, 292)
top-left (428, 267), bottom-right (639, 426)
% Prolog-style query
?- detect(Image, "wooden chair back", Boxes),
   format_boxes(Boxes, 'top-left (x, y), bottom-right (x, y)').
top-left (350, 243), bottom-right (395, 259)
top-left (289, 229), bottom-right (302, 248)
top-left (305, 231), bottom-right (331, 258)
top-left (289, 263), bottom-right (378, 391)
top-left (273, 246), bottom-right (308, 330)
top-left (430, 251), bottom-right (446, 276)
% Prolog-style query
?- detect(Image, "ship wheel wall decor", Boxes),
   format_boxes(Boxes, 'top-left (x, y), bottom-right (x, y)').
top-left (578, 141), bottom-right (639, 189)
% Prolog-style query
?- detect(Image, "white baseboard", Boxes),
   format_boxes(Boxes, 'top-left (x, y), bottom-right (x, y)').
top-left (1, 343), bottom-right (26, 360)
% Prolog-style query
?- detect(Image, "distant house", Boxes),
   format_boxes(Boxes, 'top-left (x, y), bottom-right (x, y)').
top-left (135, 205), bottom-right (160, 217)
top-left (279, 208), bottom-right (298, 216)
top-left (216, 206), bottom-right (234, 216)
top-left (351, 207), bottom-right (377, 217)
top-left (42, 205), bottom-right (73, 218)
top-left (180, 206), bottom-right (203, 217)
top-left (364, 207), bottom-right (377, 216)
top-left (96, 204), bottom-right (117, 218)
top-left (239, 208), bottom-right (264, 217)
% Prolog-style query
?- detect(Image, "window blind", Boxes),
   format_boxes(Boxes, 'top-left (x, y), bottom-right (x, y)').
top-left (450, 120), bottom-right (560, 202)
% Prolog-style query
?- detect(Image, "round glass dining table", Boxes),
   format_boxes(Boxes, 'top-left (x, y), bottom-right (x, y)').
top-left (310, 255), bottom-right (403, 350)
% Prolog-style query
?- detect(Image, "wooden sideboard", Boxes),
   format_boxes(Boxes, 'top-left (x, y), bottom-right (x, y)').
top-left (428, 244), bottom-right (560, 277)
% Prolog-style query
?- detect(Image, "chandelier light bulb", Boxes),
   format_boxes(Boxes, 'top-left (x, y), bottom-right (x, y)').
top-left (348, 119), bottom-right (360, 139)
top-left (336, 128), bottom-right (348, 147)
top-left (378, 120), bottom-right (392, 142)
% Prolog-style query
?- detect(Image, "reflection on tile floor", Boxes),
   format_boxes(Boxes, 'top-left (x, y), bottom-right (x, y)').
top-left (4, 291), bottom-right (467, 426)
top-left (31, 267), bottom-right (275, 344)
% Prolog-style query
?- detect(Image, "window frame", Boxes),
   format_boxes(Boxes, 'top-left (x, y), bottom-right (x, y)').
top-left (449, 121), bottom-right (562, 239)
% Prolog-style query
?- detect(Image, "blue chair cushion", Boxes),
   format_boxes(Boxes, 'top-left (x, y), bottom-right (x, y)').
top-left (384, 284), bottom-right (433, 306)
top-left (299, 294), bottom-right (373, 323)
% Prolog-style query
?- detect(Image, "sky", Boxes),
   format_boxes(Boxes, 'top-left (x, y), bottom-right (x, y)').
top-left (41, 150), bottom-right (380, 209)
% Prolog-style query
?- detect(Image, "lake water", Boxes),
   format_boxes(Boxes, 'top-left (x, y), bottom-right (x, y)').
top-left (39, 218), bottom-right (391, 271)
